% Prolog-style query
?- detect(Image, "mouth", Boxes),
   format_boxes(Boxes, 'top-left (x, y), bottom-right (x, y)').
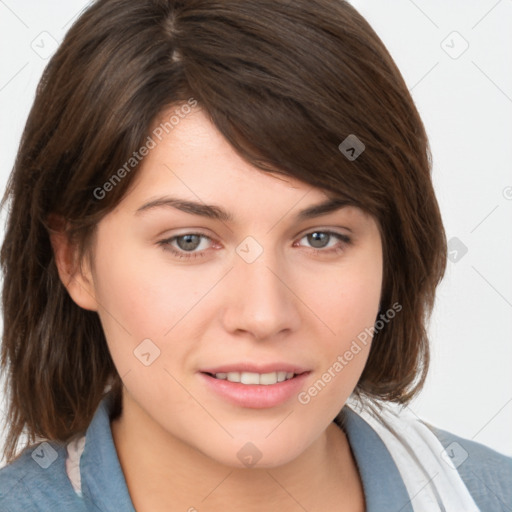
top-left (198, 368), bottom-right (311, 408)
top-left (202, 371), bottom-right (301, 385)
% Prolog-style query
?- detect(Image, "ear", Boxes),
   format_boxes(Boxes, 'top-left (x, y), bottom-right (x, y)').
top-left (47, 214), bottom-right (98, 312)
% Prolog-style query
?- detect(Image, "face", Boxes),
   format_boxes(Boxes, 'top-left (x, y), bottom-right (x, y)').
top-left (76, 106), bottom-right (383, 468)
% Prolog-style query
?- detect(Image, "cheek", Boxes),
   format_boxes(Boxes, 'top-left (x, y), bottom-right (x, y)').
top-left (305, 256), bottom-right (382, 347)
top-left (90, 237), bottom-right (209, 402)
top-left (296, 248), bottom-right (382, 408)
top-left (90, 230), bottom-right (225, 386)
top-left (91, 232), bottom-right (208, 337)
top-left (297, 268), bottom-right (379, 413)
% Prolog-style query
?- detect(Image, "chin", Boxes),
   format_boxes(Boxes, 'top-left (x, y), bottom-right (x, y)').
top-left (200, 431), bottom-right (312, 470)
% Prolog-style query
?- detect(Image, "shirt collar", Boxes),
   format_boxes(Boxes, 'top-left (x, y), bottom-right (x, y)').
top-left (336, 407), bottom-right (414, 512)
top-left (79, 392), bottom-right (136, 511)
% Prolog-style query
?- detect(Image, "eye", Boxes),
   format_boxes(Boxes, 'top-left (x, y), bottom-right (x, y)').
top-left (173, 234), bottom-right (206, 251)
top-left (296, 230), bottom-right (352, 255)
top-left (158, 233), bottom-right (214, 259)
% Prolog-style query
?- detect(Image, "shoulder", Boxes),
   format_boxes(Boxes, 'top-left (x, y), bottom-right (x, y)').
top-left (342, 400), bottom-right (512, 511)
top-left (0, 440), bottom-right (87, 512)
top-left (429, 424), bottom-right (512, 510)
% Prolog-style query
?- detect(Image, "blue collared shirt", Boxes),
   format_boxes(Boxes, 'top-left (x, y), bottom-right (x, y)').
top-left (1, 392), bottom-right (511, 511)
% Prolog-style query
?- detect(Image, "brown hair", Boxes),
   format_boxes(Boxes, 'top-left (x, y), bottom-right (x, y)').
top-left (0, 0), bottom-right (446, 464)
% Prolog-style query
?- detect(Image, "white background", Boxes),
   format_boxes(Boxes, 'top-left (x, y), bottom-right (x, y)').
top-left (0, 0), bottom-right (511, 468)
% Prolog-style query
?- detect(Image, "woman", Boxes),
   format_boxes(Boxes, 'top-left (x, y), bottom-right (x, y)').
top-left (0, 0), bottom-right (510, 510)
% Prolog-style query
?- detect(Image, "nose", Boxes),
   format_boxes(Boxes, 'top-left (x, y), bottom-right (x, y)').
top-left (221, 246), bottom-right (302, 340)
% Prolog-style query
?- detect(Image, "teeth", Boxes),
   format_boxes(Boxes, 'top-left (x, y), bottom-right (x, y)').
top-left (214, 371), bottom-right (296, 385)
top-left (261, 372), bottom-right (280, 385)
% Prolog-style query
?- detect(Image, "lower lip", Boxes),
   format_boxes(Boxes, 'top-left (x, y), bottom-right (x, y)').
top-left (199, 372), bottom-right (310, 409)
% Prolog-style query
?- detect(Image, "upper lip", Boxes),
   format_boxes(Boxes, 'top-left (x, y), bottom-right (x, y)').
top-left (200, 363), bottom-right (310, 375)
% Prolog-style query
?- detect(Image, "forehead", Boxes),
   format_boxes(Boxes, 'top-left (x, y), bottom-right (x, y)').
top-left (115, 106), bottom-right (374, 229)
top-left (121, 108), bottom-right (289, 196)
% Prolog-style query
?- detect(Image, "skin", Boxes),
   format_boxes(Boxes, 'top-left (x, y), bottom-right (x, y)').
top-left (52, 106), bottom-right (383, 511)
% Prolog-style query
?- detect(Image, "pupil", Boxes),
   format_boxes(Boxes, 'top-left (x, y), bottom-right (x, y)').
top-left (177, 234), bottom-right (200, 251)
top-left (308, 232), bottom-right (329, 248)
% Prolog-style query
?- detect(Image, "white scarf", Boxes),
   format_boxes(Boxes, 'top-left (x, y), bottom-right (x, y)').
top-left (346, 398), bottom-right (481, 511)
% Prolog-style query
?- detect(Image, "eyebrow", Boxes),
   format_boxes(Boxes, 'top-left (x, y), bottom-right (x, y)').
top-left (134, 196), bottom-right (353, 222)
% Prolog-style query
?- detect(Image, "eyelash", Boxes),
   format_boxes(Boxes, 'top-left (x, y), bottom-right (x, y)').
top-left (157, 230), bottom-right (352, 260)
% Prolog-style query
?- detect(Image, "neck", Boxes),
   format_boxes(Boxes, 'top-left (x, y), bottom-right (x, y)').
top-left (110, 393), bottom-right (365, 512)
